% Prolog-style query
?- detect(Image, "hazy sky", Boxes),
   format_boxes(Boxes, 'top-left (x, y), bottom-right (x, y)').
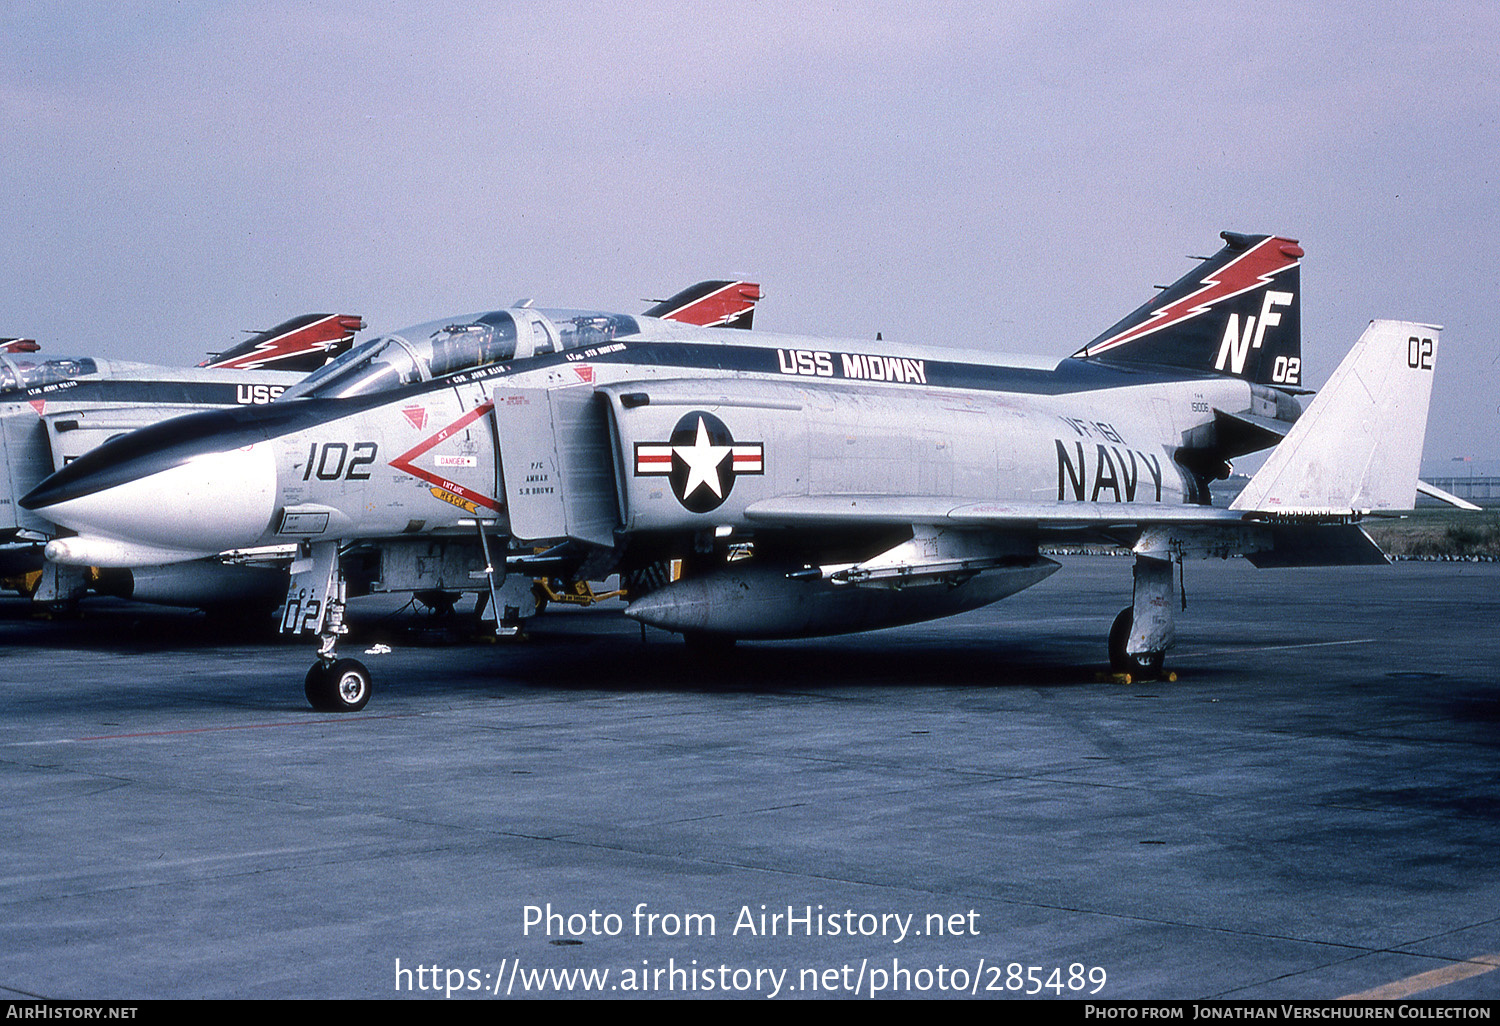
top-left (4, 1), bottom-right (1497, 459)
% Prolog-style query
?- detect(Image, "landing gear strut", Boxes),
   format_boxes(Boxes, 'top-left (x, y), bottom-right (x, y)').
top-left (1107, 554), bottom-right (1175, 679)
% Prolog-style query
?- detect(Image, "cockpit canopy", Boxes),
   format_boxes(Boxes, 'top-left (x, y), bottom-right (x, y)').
top-left (0, 354), bottom-right (99, 396)
top-left (278, 308), bottom-right (639, 401)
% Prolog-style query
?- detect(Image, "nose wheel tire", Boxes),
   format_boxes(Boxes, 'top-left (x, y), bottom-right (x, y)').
top-left (305, 658), bottom-right (372, 712)
top-left (1108, 606), bottom-right (1165, 678)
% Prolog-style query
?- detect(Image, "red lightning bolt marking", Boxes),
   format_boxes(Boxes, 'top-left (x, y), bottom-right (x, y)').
top-left (388, 401), bottom-right (500, 511)
top-left (1082, 237), bottom-right (1301, 358)
top-left (205, 314), bottom-right (362, 370)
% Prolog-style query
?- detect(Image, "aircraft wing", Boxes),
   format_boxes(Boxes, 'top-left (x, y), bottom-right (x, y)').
top-left (743, 495), bottom-right (1388, 568)
top-left (743, 494), bottom-right (1248, 528)
top-left (1230, 320), bottom-right (1439, 515)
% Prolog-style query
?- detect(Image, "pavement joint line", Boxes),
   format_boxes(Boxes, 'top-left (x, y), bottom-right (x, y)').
top-left (1384, 915), bottom-right (1500, 952)
top-left (1216, 949), bottom-right (1390, 999)
top-left (1176, 639), bottom-right (1376, 657)
top-left (0, 839), bottom-right (485, 900)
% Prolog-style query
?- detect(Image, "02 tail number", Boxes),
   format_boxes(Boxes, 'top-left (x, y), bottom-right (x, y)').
top-left (1408, 336), bottom-right (1434, 371)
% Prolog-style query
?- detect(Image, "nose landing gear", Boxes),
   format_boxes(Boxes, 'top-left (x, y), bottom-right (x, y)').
top-left (285, 540), bottom-right (374, 712)
top-left (305, 657), bottom-right (372, 712)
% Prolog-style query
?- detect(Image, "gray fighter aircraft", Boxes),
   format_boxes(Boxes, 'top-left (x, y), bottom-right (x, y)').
top-left (0, 313), bottom-right (364, 607)
top-left (22, 233), bottom-right (1446, 712)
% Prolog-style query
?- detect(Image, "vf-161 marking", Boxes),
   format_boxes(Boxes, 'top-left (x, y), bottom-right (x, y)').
top-left (20, 233), bottom-right (1457, 712)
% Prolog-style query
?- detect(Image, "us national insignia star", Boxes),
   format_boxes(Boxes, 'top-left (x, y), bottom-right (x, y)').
top-left (633, 411), bottom-right (763, 513)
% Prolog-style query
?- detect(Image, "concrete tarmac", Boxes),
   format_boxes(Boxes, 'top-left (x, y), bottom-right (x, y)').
top-left (1, 556), bottom-right (1498, 1000)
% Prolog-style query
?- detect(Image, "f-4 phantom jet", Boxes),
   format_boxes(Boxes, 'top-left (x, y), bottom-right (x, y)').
top-left (23, 235), bottom-right (1448, 711)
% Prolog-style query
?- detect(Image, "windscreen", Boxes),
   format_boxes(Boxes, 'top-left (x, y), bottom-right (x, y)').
top-left (0, 355), bottom-right (100, 397)
top-left (278, 309), bottom-right (639, 401)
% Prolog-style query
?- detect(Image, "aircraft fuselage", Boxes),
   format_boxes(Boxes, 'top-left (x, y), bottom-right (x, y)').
top-left (22, 325), bottom-right (1254, 565)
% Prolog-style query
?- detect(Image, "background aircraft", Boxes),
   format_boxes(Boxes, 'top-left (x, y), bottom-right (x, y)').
top-left (20, 235), bottom-right (1444, 711)
top-left (0, 313), bottom-right (364, 607)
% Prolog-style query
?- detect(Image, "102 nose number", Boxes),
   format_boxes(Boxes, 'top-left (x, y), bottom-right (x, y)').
top-left (301, 442), bottom-right (379, 481)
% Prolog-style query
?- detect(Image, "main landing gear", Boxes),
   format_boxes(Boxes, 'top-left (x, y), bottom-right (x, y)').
top-left (1108, 606), bottom-right (1165, 677)
top-left (1107, 554), bottom-right (1176, 680)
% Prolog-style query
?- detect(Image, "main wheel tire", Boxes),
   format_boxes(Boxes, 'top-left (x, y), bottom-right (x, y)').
top-left (1108, 606), bottom-right (1165, 678)
top-left (305, 658), bottom-right (372, 712)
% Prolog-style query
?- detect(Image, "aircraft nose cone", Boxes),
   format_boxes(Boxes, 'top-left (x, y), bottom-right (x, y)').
top-left (22, 409), bottom-right (281, 555)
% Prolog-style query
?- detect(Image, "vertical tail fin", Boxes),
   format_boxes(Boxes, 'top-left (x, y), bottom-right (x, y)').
top-left (1074, 232), bottom-right (1303, 386)
top-left (201, 314), bottom-right (364, 371)
top-left (644, 280), bottom-right (762, 329)
top-left (1231, 320), bottom-right (1440, 514)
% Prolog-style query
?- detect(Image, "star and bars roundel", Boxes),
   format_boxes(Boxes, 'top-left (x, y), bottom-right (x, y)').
top-left (633, 411), bottom-right (763, 513)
